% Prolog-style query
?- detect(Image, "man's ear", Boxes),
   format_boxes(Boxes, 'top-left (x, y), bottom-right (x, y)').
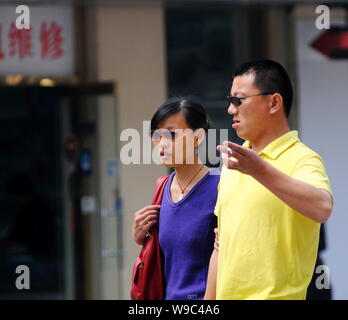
top-left (269, 93), bottom-right (283, 115)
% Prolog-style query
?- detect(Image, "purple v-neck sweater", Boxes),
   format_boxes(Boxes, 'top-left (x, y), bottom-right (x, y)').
top-left (158, 169), bottom-right (220, 300)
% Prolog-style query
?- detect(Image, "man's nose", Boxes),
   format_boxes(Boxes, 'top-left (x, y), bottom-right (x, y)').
top-left (228, 103), bottom-right (238, 115)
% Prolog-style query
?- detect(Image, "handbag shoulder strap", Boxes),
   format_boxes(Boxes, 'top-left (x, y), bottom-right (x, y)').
top-left (151, 175), bottom-right (169, 205)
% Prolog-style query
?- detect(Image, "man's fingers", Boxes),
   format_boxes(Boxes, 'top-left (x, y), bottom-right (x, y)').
top-left (217, 144), bottom-right (244, 158)
top-left (227, 157), bottom-right (240, 170)
top-left (221, 153), bottom-right (240, 170)
top-left (214, 238), bottom-right (219, 251)
top-left (223, 141), bottom-right (247, 156)
top-left (214, 228), bottom-right (219, 240)
top-left (217, 141), bottom-right (248, 156)
top-left (217, 145), bottom-right (232, 155)
top-left (214, 227), bottom-right (219, 251)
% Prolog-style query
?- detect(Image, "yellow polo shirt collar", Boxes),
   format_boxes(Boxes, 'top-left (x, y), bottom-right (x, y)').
top-left (243, 130), bottom-right (300, 160)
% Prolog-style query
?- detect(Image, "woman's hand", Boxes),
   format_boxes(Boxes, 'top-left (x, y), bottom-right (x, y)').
top-left (132, 205), bottom-right (161, 245)
top-left (214, 228), bottom-right (219, 252)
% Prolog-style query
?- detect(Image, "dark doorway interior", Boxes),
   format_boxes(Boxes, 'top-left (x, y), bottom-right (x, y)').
top-left (0, 83), bottom-right (114, 299)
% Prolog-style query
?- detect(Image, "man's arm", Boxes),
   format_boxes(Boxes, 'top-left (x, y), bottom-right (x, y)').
top-left (253, 160), bottom-right (332, 223)
top-left (204, 248), bottom-right (218, 300)
top-left (218, 142), bottom-right (333, 223)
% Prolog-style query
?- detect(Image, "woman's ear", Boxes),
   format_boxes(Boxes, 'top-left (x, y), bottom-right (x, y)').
top-left (194, 128), bottom-right (206, 146)
top-left (269, 93), bottom-right (283, 115)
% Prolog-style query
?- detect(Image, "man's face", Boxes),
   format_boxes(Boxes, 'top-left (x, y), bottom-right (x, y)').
top-left (228, 73), bottom-right (271, 142)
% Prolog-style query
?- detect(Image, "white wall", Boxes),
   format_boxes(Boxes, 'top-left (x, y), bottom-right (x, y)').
top-left (86, 3), bottom-right (167, 299)
top-left (295, 17), bottom-right (348, 299)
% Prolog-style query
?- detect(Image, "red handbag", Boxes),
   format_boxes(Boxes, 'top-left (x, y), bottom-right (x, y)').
top-left (130, 175), bottom-right (169, 300)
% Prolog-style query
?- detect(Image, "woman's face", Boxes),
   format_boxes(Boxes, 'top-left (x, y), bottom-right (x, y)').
top-left (152, 113), bottom-right (199, 168)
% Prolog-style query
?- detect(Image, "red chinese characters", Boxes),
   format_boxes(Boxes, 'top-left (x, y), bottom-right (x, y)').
top-left (0, 21), bottom-right (64, 60)
top-left (8, 22), bottom-right (32, 59)
top-left (40, 22), bottom-right (63, 59)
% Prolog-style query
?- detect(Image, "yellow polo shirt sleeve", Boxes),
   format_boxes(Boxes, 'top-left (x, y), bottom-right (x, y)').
top-left (292, 152), bottom-right (332, 195)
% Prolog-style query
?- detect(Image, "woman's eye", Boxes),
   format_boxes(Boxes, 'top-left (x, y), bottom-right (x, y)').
top-left (151, 130), bottom-right (177, 141)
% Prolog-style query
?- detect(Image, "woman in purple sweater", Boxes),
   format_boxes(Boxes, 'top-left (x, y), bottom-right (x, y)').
top-left (131, 97), bottom-right (219, 300)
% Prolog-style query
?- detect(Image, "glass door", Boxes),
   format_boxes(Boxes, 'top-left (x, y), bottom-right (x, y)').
top-left (0, 83), bottom-right (122, 299)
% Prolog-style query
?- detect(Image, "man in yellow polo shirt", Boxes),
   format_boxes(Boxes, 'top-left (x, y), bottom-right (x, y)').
top-left (204, 60), bottom-right (333, 300)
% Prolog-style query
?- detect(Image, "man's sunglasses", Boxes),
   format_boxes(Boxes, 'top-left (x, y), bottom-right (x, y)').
top-left (226, 92), bottom-right (274, 107)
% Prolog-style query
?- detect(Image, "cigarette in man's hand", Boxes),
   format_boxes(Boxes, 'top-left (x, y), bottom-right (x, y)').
top-left (222, 141), bottom-right (233, 155)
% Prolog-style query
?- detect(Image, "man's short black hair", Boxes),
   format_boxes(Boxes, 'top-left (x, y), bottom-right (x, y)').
top-left (232, 59), bottom-right (293, 118)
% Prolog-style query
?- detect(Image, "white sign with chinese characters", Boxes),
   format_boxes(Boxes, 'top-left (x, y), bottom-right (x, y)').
top-left (0, 6), bottom-right (74, 76)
